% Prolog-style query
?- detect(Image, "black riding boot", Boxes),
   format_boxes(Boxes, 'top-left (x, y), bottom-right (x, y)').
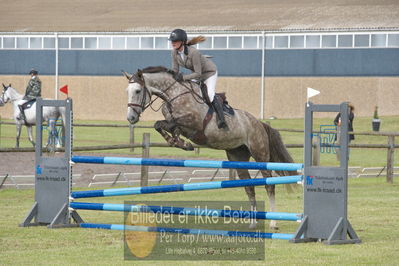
top-left (17, 105), bottom-right (26, 122)
top-left (212, 98), bottom-right (228, 129)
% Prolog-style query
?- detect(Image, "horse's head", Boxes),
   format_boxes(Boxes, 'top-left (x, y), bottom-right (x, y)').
top-left (123, 70), bottom-right (152, 124)
top-left (123, 66), bottom-right (181, 124)
top-left (0, 83), bottom-right (12, 106)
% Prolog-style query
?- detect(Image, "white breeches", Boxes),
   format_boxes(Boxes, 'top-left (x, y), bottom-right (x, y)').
top-left (204, 72), bottom-right (218, 102)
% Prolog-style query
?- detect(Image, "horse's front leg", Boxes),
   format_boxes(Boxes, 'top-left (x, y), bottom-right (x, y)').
top-left (171, 128), bottom-right (194, 151)
top-left (154, 120), bottom-right (176, 145)
top-left (154, 120), bottom-right (193, 151)
top-left (15, 123), bottom-right (22, 148)
top-left (26, 125), bottom-right (35, 147)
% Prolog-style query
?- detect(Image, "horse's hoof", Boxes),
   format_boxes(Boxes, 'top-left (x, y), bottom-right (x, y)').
top-left (183, 143), bottom-right (194, 151)
top-left (269, 225), bottom-right (279, 231)
top-left (167, 139), bottom-right (176, 146)
top-left (248, 223), bottom-right (257, 230)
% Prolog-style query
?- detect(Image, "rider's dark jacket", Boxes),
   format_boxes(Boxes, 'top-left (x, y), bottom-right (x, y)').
top-left (23, 76), bottom-right (41, 100)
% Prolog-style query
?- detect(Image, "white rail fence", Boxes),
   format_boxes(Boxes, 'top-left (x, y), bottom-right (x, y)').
top-left (1, 167), bottom-right (397, 190)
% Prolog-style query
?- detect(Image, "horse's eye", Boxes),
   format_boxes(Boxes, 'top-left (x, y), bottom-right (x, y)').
top-left (135, 90), bottom-right (141, 94)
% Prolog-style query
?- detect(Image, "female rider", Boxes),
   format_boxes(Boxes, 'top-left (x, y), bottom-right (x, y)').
top-left (169, 29), bottom-right (228, 129)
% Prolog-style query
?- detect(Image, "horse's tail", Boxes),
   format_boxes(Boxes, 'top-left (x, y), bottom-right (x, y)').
top-left (262, 122), bottom-right (299, 192)
top-left (261, 122), bottom-right (298, 177)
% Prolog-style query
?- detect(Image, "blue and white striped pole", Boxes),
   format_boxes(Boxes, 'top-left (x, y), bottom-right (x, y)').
top-left (72, 156), bottom-right (303, 172)
top-left (71, 175), bottom-right (303, 199)
top-left (80, 223), bottom-right (294, 240)
top-left (70, 202), bottom-right (303, 221)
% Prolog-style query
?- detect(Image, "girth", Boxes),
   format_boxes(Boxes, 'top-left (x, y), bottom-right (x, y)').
top-left (190, 107), bottom-right (214, 145)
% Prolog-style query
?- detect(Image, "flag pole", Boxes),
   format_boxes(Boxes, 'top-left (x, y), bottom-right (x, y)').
top-left (55, 32), bottom-right (59, 100)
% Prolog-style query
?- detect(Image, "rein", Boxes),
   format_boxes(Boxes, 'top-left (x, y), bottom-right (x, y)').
top-left (127, 70), bottom-right (206, 117)
top-left (164, 80), bottom-right (206, 106)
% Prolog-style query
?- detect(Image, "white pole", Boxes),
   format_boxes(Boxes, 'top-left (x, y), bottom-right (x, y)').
top-left (55, 32), bottom-right (59, 100)
top-left (260, 31), bottom-right (265, 120)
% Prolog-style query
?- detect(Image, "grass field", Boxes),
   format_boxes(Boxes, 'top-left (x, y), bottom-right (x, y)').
top-left (0, 178), bottom-right (398, 265)
top-left (1, 116), bottom-right (398, 264)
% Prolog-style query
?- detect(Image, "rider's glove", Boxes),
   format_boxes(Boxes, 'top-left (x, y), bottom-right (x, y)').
top-left (173, 72), bottom-right (184, 82)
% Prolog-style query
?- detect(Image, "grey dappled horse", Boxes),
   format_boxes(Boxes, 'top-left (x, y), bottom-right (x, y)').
top-left (123, 66), bottom-right (297, 229)
top-left (0, 84), bottom-right (66, 148)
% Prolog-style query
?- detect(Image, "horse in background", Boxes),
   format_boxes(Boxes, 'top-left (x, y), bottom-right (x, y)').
top-left (122, 66), bottom-right (298, 230)
top-left (0, 84), bottom-right (66, 148)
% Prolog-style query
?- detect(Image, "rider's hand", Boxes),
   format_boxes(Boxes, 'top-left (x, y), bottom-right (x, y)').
top-left (173, 72), bottom-right (184, 82)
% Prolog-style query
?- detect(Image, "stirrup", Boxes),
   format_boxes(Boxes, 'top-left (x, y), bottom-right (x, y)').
top-left (217, 120), bottom-right (228, 130)
top-left (17, 114), bottom-right (25, 121)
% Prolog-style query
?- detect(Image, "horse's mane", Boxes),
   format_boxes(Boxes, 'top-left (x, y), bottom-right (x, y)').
top-left (141, 66), bottom-right (173, 74)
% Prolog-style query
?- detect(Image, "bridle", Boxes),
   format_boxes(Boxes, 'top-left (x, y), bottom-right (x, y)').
top-left (127, 71), bottom-right (178, 116)
top-left (0, 85), bottom-right (9, 105)
top-left (127, 73), bottom-right (152, 117)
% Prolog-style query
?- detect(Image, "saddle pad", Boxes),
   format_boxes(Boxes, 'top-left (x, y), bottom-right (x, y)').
top-left (222, 103), bottom-right (235, 116)
top-left (23, 99), bottom-right (36, 109)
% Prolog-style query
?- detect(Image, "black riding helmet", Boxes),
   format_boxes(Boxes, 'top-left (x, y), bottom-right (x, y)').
top-left (29, 69), bottom-right (38, 75)
top-left (169, 29), bottom-right (187, 43)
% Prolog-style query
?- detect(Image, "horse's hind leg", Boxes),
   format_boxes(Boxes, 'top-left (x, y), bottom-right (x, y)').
top-left (225, 145), bottom-right (258, 229)
top-left (59, 107), bottom-right (66, 147)
top-left (247, 127), bottom-right (279, 230)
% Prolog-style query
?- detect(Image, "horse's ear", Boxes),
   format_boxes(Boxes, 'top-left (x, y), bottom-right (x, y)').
top-left (8, 83), bottom-right (11, 87)
top-left (121, 70), bottom-right (132, 80)
top-left (2, 83), bottom-right (5, 89)
top-left (137, 69), bottom-right (143, 78)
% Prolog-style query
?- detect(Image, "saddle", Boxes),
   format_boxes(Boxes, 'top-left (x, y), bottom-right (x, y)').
top-left (191, 83), bottom-right (235, 144)
top-left (21, 99), bottom-right (36, 110)
top-left (18, 99), bottom-right (36, 125)
top-left (199, 82), bottom-right (234, 116)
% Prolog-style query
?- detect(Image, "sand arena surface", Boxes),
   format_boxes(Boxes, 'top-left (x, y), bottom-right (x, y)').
top-left (1, 0), bottom-right (398, 32)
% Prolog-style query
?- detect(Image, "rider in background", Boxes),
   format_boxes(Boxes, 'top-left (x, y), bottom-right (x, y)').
top-left (334, 103), bottom-right (355, 143)
top-left (169, 29), bottom-right (228, 129)
top-left (18, 69), bottom-right (42, 121)
top-left (334, 102), bottom-right (355, 160)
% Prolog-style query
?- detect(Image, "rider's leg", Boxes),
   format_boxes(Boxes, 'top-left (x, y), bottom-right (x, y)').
top-left (211, 96), bottom-right (228, 129)
top-left (204, 72), bottom-right (217, 102)
top-left (205, 73), bottom-right (228, 129)
top-left (17, 104), bottom-right (26, 121)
